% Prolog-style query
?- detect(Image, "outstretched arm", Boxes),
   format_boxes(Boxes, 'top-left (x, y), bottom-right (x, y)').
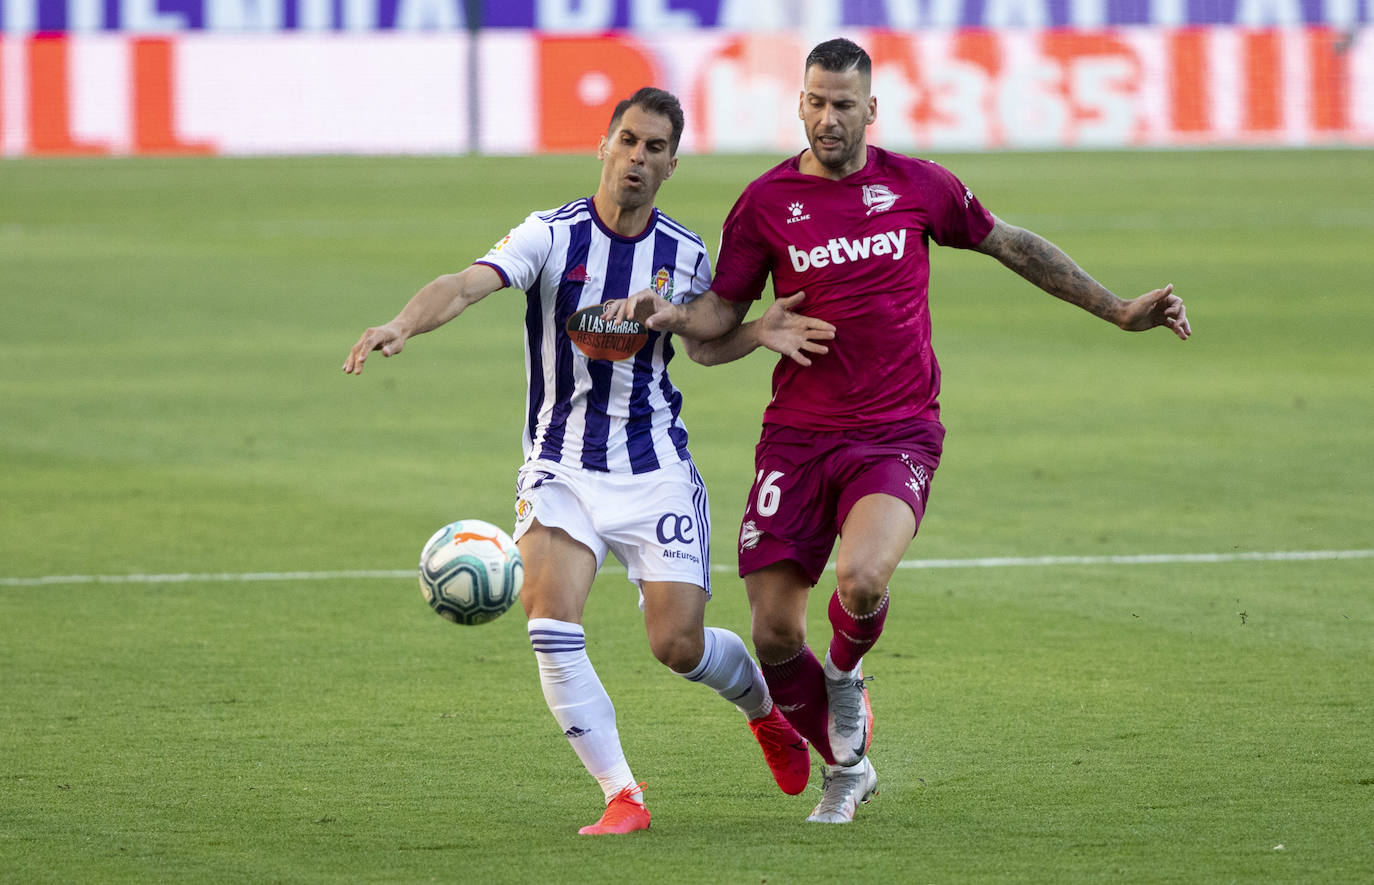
top-left (974, 217), bottom-right (1191, 340)
top-left (604, 290), bottom-right (836, 367)
top-left (682, 292), bottom-right (835, 367)
top-left (343, 263), bottom-right (505, 375)
top-left (606, 287), bottom-right (746, 342)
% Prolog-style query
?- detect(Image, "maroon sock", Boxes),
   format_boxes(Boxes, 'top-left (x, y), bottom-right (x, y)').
top-left (827, 588), bottom-right (889, 673)
top-left (759, 645), bottom-right (835, 765)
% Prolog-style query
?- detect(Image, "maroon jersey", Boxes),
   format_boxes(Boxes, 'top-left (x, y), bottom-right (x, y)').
top-left (712, 146), bottom-right (995, 431)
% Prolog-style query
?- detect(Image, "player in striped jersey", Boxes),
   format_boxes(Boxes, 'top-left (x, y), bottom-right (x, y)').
top-left (343, 88), bottom-right (831, 834)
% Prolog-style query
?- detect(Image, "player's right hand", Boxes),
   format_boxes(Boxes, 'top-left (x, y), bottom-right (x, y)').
top-left (602, 289), bottom-right (676, 330)
top-left (343, 324), bottom-right (407, 375)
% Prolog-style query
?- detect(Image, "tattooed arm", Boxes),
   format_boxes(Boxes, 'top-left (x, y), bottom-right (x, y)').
top-left (974, 217), bottom-right (1190, 340)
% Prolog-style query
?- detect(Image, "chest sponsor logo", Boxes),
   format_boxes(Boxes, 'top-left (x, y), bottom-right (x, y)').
top-left (786, 229), bottom-right (907, 273)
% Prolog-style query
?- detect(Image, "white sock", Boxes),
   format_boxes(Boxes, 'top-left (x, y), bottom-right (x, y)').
top-left (528, 618), bottom-right (635, 803)
top-left (682, 627), bottom-right (773, 721)
top-left (823, 650), bottom-right (863, 681)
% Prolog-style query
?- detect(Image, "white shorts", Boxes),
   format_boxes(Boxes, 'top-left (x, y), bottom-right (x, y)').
top-left (513, 458), bottom-right (711, 595)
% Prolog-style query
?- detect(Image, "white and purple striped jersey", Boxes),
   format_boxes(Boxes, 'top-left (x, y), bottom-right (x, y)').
top-left (475, 197), bottom-right (712, 475)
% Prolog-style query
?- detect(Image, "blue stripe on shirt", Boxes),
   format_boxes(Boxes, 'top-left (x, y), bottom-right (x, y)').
top-left (539, 198), bottom-right (589, 225)
top-left (579, 236), bottom-right (637, 472)
top-left (625, 229), bottom-right (683, 474)
top-left (540, 217), bottom-right (592, 464)
top-left (524, 271), bottom-right (546, 452)
top-left (656, 215), bottom-right (706, 250)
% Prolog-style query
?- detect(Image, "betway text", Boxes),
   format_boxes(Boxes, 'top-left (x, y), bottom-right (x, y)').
top-left (787, 230), bottom-right (907, 272)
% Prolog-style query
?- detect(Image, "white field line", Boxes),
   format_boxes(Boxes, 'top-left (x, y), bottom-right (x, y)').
top-left (2, 550), bottom-right (1370, 587)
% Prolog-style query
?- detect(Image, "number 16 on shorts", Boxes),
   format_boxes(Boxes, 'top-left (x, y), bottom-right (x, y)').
top-left (739, 469), bottom-right (787, 557)
top-left (754, 470), bottom-right (785, 517)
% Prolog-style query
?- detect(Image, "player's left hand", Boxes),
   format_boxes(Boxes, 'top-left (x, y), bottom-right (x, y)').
top-left (1118, 284), bottom-right (1190, 340)
top-left (756, 292), bottom-right (836, 366)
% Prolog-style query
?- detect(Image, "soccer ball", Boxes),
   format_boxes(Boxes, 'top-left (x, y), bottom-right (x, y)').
top-left (417, 519), bottom-right (524, 625)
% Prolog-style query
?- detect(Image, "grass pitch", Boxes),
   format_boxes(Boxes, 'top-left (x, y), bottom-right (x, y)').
top-left (2, 150), bottom-right (1372, 883)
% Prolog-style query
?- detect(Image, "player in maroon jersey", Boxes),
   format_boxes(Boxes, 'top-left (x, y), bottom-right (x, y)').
top-left (606, 38), bottom-right (1189, 823)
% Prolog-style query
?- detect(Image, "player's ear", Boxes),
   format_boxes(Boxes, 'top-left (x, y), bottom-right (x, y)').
top-left (596, 135), bottom-right (607, 161)
top-left (797, 90), bottom-right (806, 121)
top-left (866, 96), bottom-right (877, 126)
top-left (664, 155), bottom-right (678, 179)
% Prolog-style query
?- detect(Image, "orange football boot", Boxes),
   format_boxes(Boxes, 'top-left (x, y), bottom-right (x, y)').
top-left (578, 783), bottom-right (650, 835)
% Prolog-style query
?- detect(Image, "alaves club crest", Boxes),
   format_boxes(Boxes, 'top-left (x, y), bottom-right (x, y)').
top-left (862, 184), bottom-right (899, 215)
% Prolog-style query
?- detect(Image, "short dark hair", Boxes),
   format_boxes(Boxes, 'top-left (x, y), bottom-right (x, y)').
top-left (607, 87), bottom-right (685, 155)
top-left (805, 38), bottom-right (872, 80)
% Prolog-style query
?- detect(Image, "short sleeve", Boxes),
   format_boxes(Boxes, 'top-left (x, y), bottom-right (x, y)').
top-left (924, 163), bottom-right (996, 250)
top-left (711, 187), bottom-right (772, 303)
top-left (474, 212), bottom-right (552, 291)
top-left (679, 249), bottom-right (713, 305)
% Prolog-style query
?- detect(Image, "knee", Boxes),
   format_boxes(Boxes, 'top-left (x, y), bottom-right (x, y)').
top-left (751, 619), bottom-right (805, 666)
top-left (835, 560), bottom-right (889, 612)
top-left (650, 630), bottom-right (704, 675)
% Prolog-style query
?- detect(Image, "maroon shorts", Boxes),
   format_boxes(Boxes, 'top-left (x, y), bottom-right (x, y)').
top-left (736, 418), bottom-right (945, 585)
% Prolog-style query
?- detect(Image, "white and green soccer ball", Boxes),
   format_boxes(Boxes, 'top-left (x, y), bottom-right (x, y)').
top-left (418, 519), bottom-right (523, 625)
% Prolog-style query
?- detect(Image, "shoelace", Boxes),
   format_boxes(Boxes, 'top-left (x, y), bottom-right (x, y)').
top-left (829, 674), bottom-right (873, 737)
top-left (602, 781), bottom-right (648, 820)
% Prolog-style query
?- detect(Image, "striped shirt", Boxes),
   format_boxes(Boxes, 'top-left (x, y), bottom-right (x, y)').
top-left (476, 197), bottom-right (712, 474)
